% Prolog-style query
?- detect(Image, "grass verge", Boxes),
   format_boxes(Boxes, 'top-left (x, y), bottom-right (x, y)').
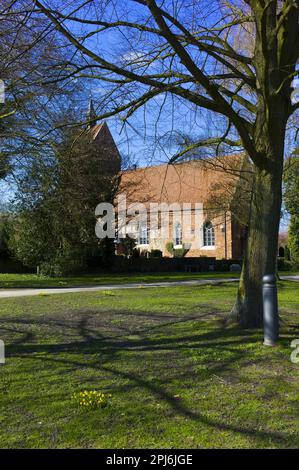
top-left (0, 271), bottom-right (240, 289)
top-left (0, 281), bottom-right (298, 448)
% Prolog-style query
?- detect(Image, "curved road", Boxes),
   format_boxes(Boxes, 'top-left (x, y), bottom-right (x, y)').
top-left (0, 275), bottom-right (298, 299)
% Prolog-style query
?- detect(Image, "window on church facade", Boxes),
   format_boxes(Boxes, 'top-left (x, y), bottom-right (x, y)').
top-left (203, 221), bottom-right (215, 247)
top-left (138, 223), bottom-right (149, 245)
top-left (174, 222), bottom-right (182, 246)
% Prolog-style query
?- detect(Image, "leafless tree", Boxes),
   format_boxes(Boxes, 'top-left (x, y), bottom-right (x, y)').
top-left (7, 0), bottom-right (299, 328)
top-left (0, 0), bottom-right (88, 186)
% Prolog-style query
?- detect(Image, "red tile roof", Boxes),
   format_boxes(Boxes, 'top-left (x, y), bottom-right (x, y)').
top-left (120, 154), bottom-right (247, 206)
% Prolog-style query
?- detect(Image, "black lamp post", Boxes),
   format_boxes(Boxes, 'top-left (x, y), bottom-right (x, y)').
top-left (263, 274), bottom-right (279, 346)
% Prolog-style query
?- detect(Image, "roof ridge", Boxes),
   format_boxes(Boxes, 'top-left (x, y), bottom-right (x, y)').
top-left (123, 153), bottom-right (246, 173)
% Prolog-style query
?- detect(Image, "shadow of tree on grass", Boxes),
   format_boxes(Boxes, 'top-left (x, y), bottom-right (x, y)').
top-left (2, 306), bottom-right (298, 448)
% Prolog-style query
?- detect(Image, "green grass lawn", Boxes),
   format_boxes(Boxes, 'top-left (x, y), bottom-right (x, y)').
top-left (0, 271), bottom-right (240, 289)
top-left (0, 271), bottom-right (297, 290)
top-left (0, 281), bottom-right (298, 448)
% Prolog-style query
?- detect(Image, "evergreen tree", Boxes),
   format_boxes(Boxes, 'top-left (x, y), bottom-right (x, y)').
top-left (288, 216), bottom-right (299, 265)
top-left (10, 123), bottom-right (119, 275)
top-left (284, 154), bottom-right (299, 265)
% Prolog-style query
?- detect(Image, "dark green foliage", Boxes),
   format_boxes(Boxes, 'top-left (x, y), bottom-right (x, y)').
top-left (9, 126), bottom-right (119, 275)
top-left (131, 249), bottom-right (140, 259)
top-left (276, 257), bottom-right (297, 272)
top-left (284, 156), bottom-right (299, 264)
top-left (278, 246), bottom-right (285, 258)
top-left (148, 249), bottom-right (162, 258)
top-left (0, 214), bottom-right (11, 259)
top-left (285, 245), bottom-right (291, 261)
top-left (284, 157), bottom-right (299, 216)
top-left (166, 241), bottom-right (174, 256)
top-left (98, 237), bottom-right (116, 268)
top-left (166, 241), bottom-right (189, 258)
top-left (122, 235), bottom-right (137, 258)
top-left (173, 246), bottom-right (190, 258)
top-left (288, 216), bottom-right (299, 265)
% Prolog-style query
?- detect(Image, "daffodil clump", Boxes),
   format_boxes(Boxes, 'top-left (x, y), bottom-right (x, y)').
top-left (74, 390), bottom-right (111, 410)
top-left (101, 290), bottom-right (115, 296)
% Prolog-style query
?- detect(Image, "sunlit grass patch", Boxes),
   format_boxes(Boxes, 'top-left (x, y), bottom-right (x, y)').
top-left (0, 281), bottom-right (298, 448)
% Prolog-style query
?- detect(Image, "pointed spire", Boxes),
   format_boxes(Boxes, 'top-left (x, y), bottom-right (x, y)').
top-left (87, 98), bottom-right (97, 129)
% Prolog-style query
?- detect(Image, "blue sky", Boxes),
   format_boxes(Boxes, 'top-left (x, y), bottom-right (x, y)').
top-left (61, 0), bottom-right (236, 166)
top-left (1, 0), bottom-right (297, 232)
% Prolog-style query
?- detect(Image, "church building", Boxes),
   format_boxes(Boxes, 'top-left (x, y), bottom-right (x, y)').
top-left (119, 158), bottom-right (248, 260)
top-left (88, 104), bottom-right (248, 260)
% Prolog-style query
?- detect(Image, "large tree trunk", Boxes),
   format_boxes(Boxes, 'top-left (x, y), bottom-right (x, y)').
top-left (230, 0), bottom-right (297, 329)
top-left (232, 158), bottom-right (283, 328)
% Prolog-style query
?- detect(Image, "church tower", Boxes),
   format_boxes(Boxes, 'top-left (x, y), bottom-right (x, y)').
top-left (87, 98), bottom-right (97, 129)
top-left (86, 99), bottom-right (121, 174)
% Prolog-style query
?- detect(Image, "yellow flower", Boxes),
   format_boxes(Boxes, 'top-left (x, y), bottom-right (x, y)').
top-left (74, 389), bottom-right (111, 410)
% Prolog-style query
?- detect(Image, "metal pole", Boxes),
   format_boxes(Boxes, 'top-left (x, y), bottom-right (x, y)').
top-left (263, 274), bottom-right (279, 346)
top-left (0, 340), bottom-right (5, 365)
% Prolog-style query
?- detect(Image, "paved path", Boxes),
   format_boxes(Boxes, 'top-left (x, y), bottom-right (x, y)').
top-left (0, 275), bottom-right (297, 299)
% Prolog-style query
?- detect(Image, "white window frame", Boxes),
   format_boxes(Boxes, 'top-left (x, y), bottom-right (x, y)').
top-left (203, 221), bottom-right (215, 248)
top-left (138, 222), bottom-right (149, 245)
top-left (173, 222), bottom-right (182, 247)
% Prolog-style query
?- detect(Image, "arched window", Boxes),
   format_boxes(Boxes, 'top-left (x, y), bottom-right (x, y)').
top-left (138, 222), bottom-right (149, 245)
top-left (174, 222), bottom-right (182, 246)
top-left (203, 221), bottom-right (215, 247)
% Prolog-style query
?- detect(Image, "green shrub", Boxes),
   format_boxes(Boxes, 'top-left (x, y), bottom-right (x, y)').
top-left (166, 242), bottom-right (174, 256)
top-left (277, 257), bottom-right (298, 272)
top-left (285, 245), bottom-right (291, 261)
top-left (173, 246), bottom-right (189, 258)
top-left (149, 249), bottom-right (162, 258)
top-left (132, 248), bottom-right (140, 258)
top-left (165, 242), bottom-right (189, 258)
top-left (40, 253), bottom-right (87, 277)
top-left (122, 235), bottom-right (137, 258)
top-left (289, 216), bottom-right (299, 265)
